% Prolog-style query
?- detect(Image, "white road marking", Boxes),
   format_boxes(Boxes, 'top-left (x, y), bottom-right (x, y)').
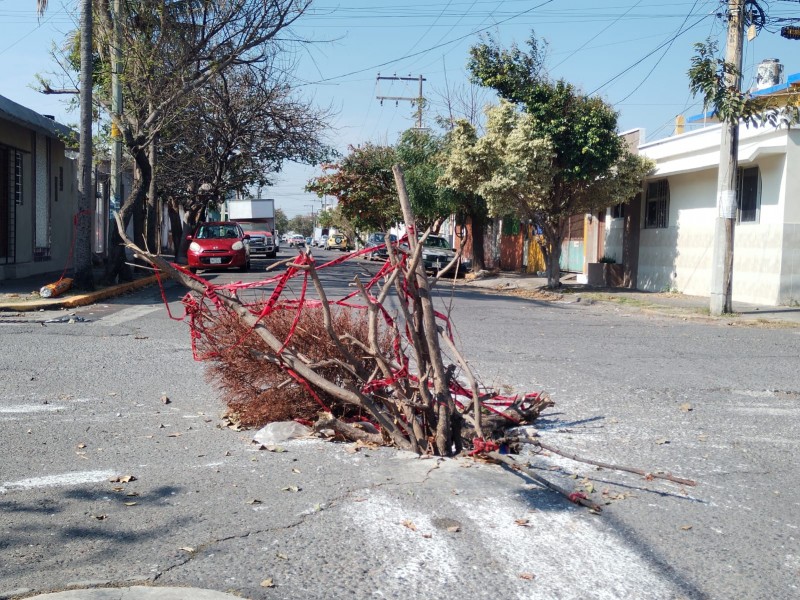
top-left (0, 403), bottom-right (63, 413)
top-left (0, 469), bottom-right (116, 494)
top-left (347, 488), bottom-right (677, 600)
top-left (96, 305), bottom-right (159, 327)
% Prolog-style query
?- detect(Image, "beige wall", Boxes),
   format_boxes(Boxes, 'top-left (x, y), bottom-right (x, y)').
top-left (0, 118), bottom-right (78, 280)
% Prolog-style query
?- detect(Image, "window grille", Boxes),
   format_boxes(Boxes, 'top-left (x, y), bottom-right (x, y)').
top-left (738, 166), bottom-right (760, 223)
top-left (644, 179), bottom-right (669, 229)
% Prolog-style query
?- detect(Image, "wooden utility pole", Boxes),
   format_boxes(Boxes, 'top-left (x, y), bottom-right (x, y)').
top-left (710, 0), bottom-right (745, 316)
top-left (376, 74), bottom-right (426, 129)
top-left (74, 0), bottom-right (95, 290)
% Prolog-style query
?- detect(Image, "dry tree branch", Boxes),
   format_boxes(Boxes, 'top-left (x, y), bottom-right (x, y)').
top-left (529, 440), bottom-right (697, 487)
top-left (488, 452), bottom-right (604, 512)
top-left (114, 212), bottom-right (414, 451)
top-left (437, 327), bottom-right (483, 438)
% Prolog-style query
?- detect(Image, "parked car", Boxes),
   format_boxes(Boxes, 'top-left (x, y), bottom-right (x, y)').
top-left (288, 234), bottom-right (306, 247)
top-left (186, 221), bottom-right (250, 274)
top-left (305, 236), bottom-right (313, 247)
top-left (326, 233), bottom-right (351, 251)
top-left (316, 234), bottom-right (329, 248)
top-left (364, 232), bottom-right (398, 261)
top-left (419, 235), bottom-right (468, 276)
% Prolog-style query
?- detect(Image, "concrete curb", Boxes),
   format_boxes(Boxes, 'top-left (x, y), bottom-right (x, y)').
top-left (17, 586), bottom-right (246, 599)
top-left (0, 275), bottom-right (160, 312)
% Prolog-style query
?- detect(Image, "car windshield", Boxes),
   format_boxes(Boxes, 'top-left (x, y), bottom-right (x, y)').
top-left (423, 236), bottom-right (450, 249)
top-left (237, 223), bottom-right (269, 234)
top-left (196, 224), bottom-right (240, 239)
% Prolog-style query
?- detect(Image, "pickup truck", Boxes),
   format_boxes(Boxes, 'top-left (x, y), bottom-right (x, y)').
top-left (236, 222), bottom-right (277, 258)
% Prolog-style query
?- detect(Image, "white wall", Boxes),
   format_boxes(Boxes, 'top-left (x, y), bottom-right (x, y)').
top-left (635, 125), bottom-right (799, 305)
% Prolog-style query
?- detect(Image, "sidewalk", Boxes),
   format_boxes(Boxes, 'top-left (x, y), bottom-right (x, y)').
top-left (0, 267), bottom-right (161, 312)
top-left (458, 271), bottom-right (800, 327)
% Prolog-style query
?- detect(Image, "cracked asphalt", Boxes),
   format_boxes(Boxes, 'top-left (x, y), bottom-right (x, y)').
top-left (1, 254), bottom-right (799, 599)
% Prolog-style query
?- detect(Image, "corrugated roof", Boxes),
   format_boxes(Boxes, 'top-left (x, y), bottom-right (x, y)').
top-left (0, 94), bottom-right (75, 141)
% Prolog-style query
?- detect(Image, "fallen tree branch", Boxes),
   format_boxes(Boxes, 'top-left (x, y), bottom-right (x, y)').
top-left (534, 440), bottom-right (697, 487)
top-left (487, 451), bottom-right (603, 512)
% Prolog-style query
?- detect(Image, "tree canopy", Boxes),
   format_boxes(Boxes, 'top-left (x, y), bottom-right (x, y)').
top-left (306, 130), bottom-right (467, 234)
top-left (442, 33), bottom-right (653, 287)
top-left (306, 143), bottom-right (399, 233)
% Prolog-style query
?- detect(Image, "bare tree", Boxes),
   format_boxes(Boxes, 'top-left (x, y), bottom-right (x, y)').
top-left (91, 0), bottom-right (313, 281)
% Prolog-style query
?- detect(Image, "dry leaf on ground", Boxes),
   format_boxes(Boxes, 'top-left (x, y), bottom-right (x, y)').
top-left (109, 475), bottom-right (136, 483)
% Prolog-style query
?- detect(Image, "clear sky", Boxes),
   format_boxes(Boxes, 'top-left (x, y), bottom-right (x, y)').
top-left (1, 0), bottom-right (799, 217)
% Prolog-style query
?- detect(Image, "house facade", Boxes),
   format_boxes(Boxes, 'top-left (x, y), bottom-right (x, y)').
top-left (602, 121), bottom-right (800, 306)
top-left (0, 95), bottom-right (78, 281)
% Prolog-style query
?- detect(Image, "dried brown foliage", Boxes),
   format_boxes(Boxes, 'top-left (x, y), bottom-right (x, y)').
top-left (196, 302), bottom-right (393, 428)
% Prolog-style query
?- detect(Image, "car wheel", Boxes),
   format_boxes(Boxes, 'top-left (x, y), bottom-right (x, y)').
top-left (240, 261), bottom-right (250, 272)
top-left (189, 267), bottom-right (197, 274)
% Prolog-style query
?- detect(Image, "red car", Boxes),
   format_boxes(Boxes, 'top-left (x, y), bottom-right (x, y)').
top-left (186, 221), bottom-right (251, 273)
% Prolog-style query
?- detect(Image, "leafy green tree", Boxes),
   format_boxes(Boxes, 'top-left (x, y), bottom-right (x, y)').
top-left (395, 129), bottom-right (464, 230)
top-left (460, 34), bottom-right (652, 287)
top-left (287, 215), bottom-right (314, 237)
top-left (306, 143), bottom-right (400, 233)
top-left (688, 40), bottom-right (800, 128)
top-left (274, 208), bottom-right (289, 237)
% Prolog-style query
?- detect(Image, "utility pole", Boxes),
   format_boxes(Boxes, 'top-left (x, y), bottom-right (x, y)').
top-left (710, 0), bottom-right (745, 316)
top-left (376, 74), bottom-right (427, 129)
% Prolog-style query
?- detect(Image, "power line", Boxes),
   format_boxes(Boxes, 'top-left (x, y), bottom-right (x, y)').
top-left (305, 0), bottom-right (556, 85)
top-left (551, 0), bottom-right (646, 70)
top-left (589, 9), bottom-right (715, 95)
top-left (613, 0), bottom-right (705, 104)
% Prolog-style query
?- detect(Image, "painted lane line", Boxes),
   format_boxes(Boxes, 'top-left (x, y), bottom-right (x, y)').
top-left (0, 404), bottom-right (64, 414)
top-left (96, 305), bottom-right (159, 327)
top-left (0, 469), bottom-right (117, 494)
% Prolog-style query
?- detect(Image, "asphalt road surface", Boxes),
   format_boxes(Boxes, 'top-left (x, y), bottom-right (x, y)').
top-left (1, 246), bottom-right (798, 599)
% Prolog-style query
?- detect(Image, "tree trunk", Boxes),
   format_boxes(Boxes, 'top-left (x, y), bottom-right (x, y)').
top-left (167, 199), bottom-right (183, 259)
top-left (469, 209), bottom-right (486, 272)
top-left (541, 221), bottom-right (563, 289)
top-left (145, 135), bottom-right (158, 255)
top-left (104, 144), bottom-right (150, 283)
top-left (177, 204), bottom-right (204, 262)
top-left (73, 0), bottom-right (95, 291)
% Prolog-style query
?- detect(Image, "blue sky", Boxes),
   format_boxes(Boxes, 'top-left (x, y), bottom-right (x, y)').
top-left (1, 0), bottom-right (799, 217)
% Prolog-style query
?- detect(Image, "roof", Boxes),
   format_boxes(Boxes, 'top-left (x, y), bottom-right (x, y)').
top-left (0, 94), bottom-right (75, 141)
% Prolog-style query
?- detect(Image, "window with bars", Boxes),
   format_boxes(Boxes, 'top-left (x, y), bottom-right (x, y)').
top-left (738, 166), bottom-right (760, 223)
top-left (644, 179), bottom-right (669, 229)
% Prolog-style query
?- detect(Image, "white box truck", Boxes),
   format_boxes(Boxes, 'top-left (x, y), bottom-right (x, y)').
top-left (227, 198), bottom-right (277, 258)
